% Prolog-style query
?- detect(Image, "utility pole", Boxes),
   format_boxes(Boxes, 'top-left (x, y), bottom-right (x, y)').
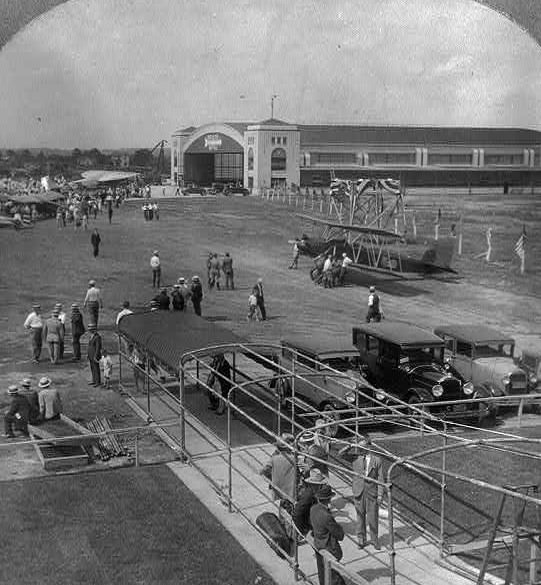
top-left (271, 94), bottom-right (278, 119)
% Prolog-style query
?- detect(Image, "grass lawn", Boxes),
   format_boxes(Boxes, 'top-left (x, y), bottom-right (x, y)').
top-left (0, 464), bottom-right (275, 585)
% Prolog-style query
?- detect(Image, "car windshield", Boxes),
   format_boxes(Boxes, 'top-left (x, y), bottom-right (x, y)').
top-left (475, 343), bottom-right (514, 358)
top-left (323, 356), bottom-right (362, 372)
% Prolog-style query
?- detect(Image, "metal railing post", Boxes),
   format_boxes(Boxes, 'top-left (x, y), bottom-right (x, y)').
top-left (440, 422), bottom-right (448, 555)
top-left (180, 367), bottom-right (186, 457)
top-left (146, 354), bottom-right (151, 416)
top-left (386, 476), bottom-right (397, 585)
top-left (227, 396), bottom-right (233, 513)
top-left (135, 429), bottom-right (139, 467)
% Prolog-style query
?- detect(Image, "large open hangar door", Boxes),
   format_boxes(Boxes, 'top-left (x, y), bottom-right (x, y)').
top-left (184, 131), bottom-right (244, 186)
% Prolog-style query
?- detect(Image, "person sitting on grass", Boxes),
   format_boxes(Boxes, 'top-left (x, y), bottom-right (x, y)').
top-left (38, 377), bottom-right (63, 421)
top-left (4, 385), bottom-right (30, 438)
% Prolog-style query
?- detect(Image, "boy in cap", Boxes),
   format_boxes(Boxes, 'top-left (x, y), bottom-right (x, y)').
top-left (4, 385), bottom-right (30, 438)
top-left (23, 303), bottom-right (44, 363)
top-left (150, 250), bottom-right (161, 288)
top-left (310, 484), bottom-right (345, 585)
top-left (100, 349), bottom-right (113, 389)
top-left (38, 377), bottom-right (63, 420)
top-left (71, 304), bottom-right (85, 361)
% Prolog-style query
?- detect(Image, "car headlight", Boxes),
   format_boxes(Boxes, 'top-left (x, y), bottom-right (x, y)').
top-left (432, 384), bottom-right (444, 398)
top-left (344, 391), bottom-right (355, 404)
top-left (529, 375), bottom-right (538, 386)
top-left (463, 381), bottom-right (474, 395)
top-left (502, 374), bottom-right (510, 387)
top-left (375, 390), bottom-right (386, 402)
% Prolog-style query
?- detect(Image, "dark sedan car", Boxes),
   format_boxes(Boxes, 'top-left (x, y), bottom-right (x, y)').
top-left (352, 321), bottom-right (497, 419)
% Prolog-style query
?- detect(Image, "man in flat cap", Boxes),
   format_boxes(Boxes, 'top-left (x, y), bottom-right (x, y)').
top-left (87, 323), bottom-right (102, 386)
top-left (260, 432), bottom-right (296, 518)
top-left (190, 276), bottom-right (203, 316)
top-left (171, 284), bottom-right (185, 311)
top-left (84, 280), bottom-right (103, 327)
top-left (23, 303), bottom-right (44, 363)
top-left (4, 385), bottom-right (30, 438)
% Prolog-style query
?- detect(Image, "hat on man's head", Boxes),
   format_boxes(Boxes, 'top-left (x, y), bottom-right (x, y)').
top-left (369, 286), bottom-right (376, 292)
top-left (316, 484), bottom-right (335, 501)
top-left (32, 303), bottom-right (41, 309)
top-left (52, 310), bottom-right (59, 316)
top-left (153, 250), bottom-right (159, 255)
top-left (38, 377), bottom-right (51, 389)
top-left (71, 303), bottom-right (79, 309)
top-left (305, 468), bottom-right (328, 485)
top-left (55, 303), bottom-right (62, 309)
top-left (88, 279), bottom-right (96, 286)
top-left (7, 385), bottom-right (19, 395)
top-left (88, 323), bottom-right (97, 330)
top-left (177, 277), bottom-right (185, 284)
top-left (173, 284), bottom-right (180, 288)
top-left (21, 378), bottom-right (31, 389)
top-left (192, 275), bottom-right (200, 282)
top-left (298, 431), bottom-right (315, 446)
top-left (257, 277), bottom-right (263, 283)
top-left (161, 287), bottom-right (167, 293)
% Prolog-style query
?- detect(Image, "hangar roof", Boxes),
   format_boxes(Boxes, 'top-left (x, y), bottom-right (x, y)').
top-left (297, 125), bottom-right (541, 146)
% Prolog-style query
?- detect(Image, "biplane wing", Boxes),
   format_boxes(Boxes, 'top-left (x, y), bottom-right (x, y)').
top-left (295, 213), bottom-right (403, 240)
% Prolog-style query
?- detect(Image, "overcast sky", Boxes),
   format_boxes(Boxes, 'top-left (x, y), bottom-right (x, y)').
top-left (0, 0), bottom-right (540, 149)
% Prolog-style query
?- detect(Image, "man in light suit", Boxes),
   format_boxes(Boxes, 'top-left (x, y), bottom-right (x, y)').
top-left (339, 435), bottom-right (384, 549)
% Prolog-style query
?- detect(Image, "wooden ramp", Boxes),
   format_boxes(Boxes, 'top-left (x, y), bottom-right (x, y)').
top-left (29, 415), bottom-right (99, 471)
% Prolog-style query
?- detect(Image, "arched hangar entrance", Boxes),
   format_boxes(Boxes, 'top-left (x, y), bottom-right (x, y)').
top-left (183, 124), bottom-right (245, 186)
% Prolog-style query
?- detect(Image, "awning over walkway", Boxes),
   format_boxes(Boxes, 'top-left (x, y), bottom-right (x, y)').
top-left (117, 311), bottom-right (270, 371)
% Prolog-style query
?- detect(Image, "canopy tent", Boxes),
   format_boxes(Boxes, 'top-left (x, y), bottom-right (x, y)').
top-left (117, 311), bottom-right (271, 371)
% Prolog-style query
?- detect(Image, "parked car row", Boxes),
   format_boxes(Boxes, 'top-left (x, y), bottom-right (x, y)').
top-left (269, 322), bottom-right (540, 429)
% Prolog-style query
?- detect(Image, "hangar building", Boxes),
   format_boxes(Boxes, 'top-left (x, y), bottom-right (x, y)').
top-left (171, 119), bottom-right (541, 191)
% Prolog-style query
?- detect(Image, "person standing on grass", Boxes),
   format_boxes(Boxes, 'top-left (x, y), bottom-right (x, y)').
top-left (190, 276), bottom-right (203, 316)
top-left (70, 303), bottom-right (85, 361)
top-left (91, 228), bottom-right (101, 258)
top-left (84, 280), bottom-right (103, 326)
top-left (87, 323), bottom-right (102, 386)
top-left (177, 277), bottom-right (191, 311)
top-left (289, 238), bottom-right (300, 269)
top-left (54, 303), bottom-right (67, 360)
top-left (153, 201), bottom-right (159, 221)
top-left (43, 309), bottom-right (63, 365)
top-left (150, 250), bottom-right (161, 288)
top-left (171, 284), bottom-right (185, 311)
top-left (100, 349), bottom-right (113, 389)
top-left (366, 286), bottom-right (382, 323)
top-left (247, 289), bottom-right (259, 321)
top-left (254, 278), bottom-right (266, 320)
top-left (23, 303), bottom-right (44, 363)
top-left (222, 252), bottom-right (234, 289)
top-left (107, 197), bottom-right (113, 224)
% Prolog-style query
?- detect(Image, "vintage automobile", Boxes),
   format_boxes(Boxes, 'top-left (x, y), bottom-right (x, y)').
top-left (518, 349), bottom-right (541, 392)
top-left (352, 321), bottom-right (497, 419)
top-left (434, 324), bottom-right (539, 410)
top-left (275, 335), bottom-right (387, 434)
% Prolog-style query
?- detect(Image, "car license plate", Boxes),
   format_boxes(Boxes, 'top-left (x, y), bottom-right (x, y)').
top-left (453, 403), bottom-right (467, 413)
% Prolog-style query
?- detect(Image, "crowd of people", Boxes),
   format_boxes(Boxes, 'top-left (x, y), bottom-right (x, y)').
top-left (261, 430), bottom-right (384, 585)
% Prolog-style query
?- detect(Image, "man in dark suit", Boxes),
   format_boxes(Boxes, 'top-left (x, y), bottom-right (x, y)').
top-left (254, 277), bottom-right (266, 320)
top-left (339, 435), bottom-right (384, 549)
top-left (87, 323), bottom-right (102, 386)
top-left (4, 385), bottom-right (30, 438)
top-left (310, 484), bottom-right (345, 585)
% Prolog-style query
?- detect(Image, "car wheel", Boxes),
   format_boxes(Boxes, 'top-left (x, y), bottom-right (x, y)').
top-left (321, 403), bottom-right (340, 437)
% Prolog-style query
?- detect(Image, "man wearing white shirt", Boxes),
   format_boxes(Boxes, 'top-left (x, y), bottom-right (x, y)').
top-left (116, 300), bottom-right (133, 325)
top-left (339, 252), bottom-right (353, 285)
top-left (150, 250), bottom-right (161, 288)
top-left (322, 254), bottom-right (333, 288)
top-left (84, 280), bottom-right (103, 326)
top-left (23, 304), bottom-right (43, 363)
top-left (54, 303), bottom-right (66, 359)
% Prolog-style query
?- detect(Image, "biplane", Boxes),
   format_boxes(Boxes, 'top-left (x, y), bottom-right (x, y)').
top-left (295, 176), bottom-right (457, 280)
